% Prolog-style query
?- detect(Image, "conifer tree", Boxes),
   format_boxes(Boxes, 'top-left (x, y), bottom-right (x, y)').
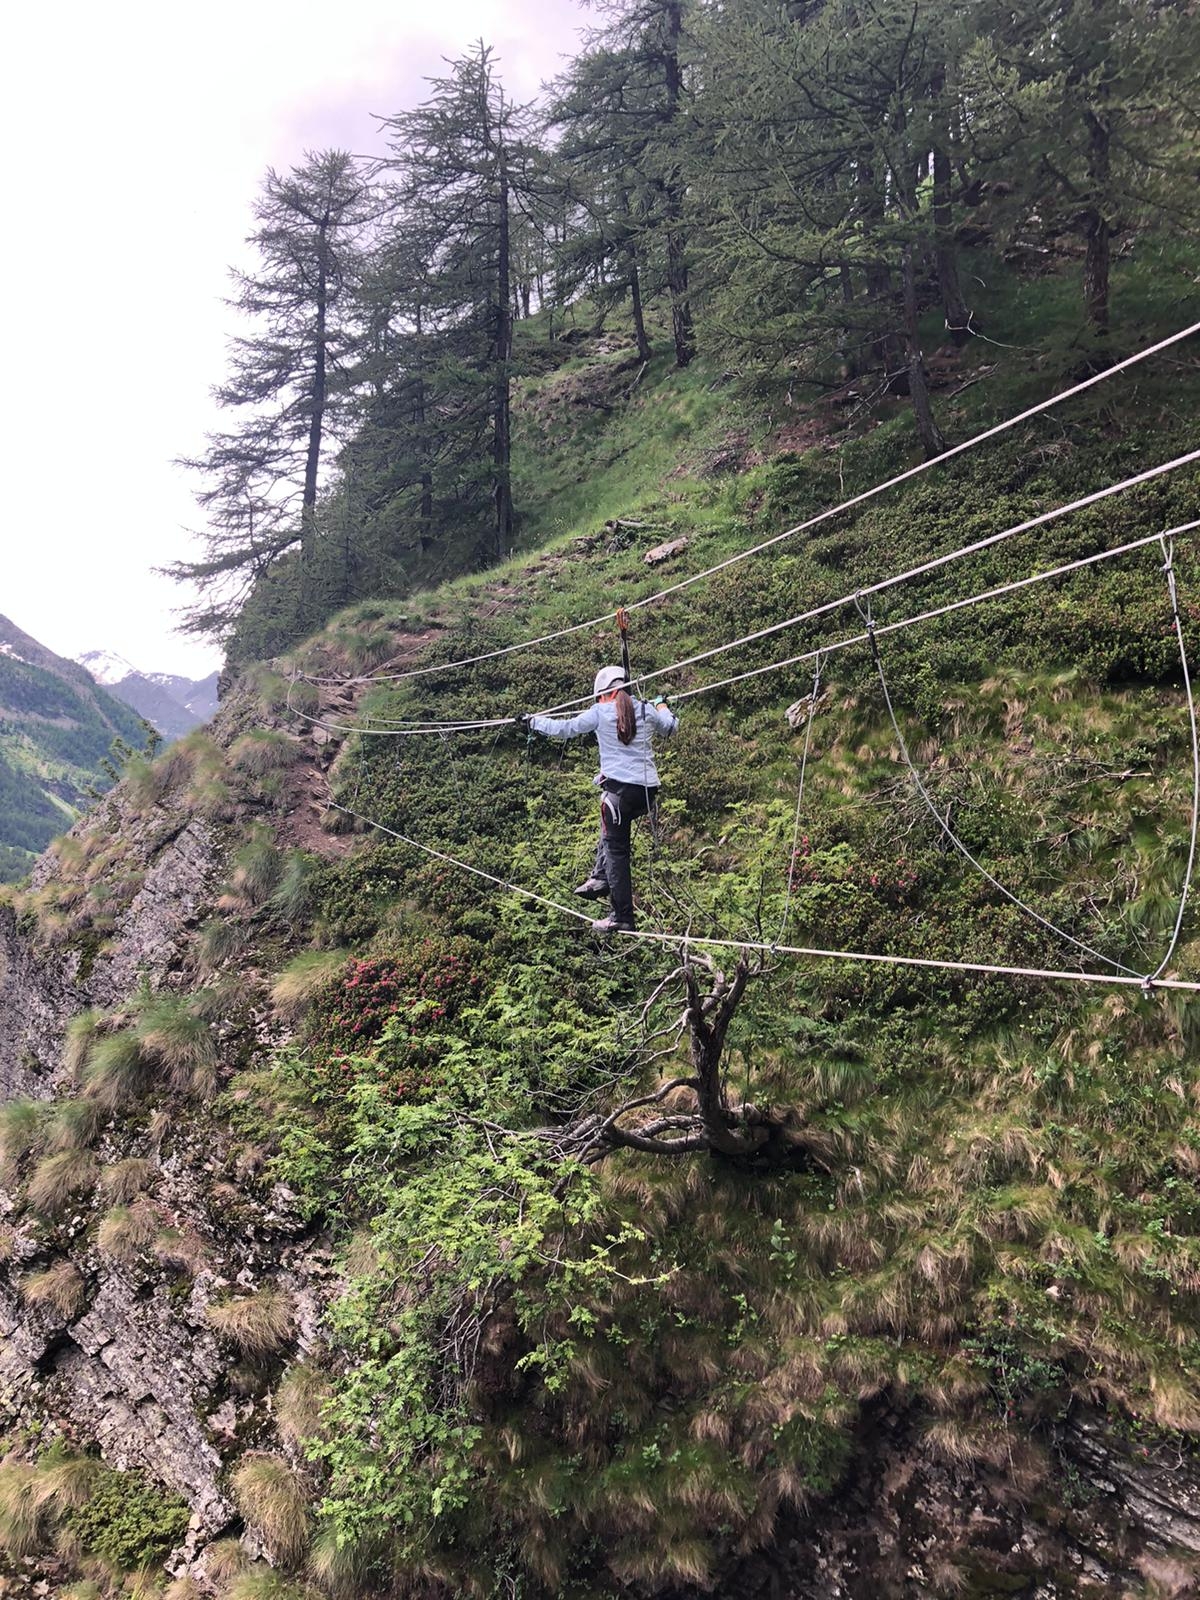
top-left (376, 45), bottom-right (528, 566)
top-left (980, 0), bottom-right (1200, 337)
top-left (169, 150), bottom-right (373, 636)
top-left (551, 0), bottom-right (697, 369)
top-left (547, 43), bottom-right (662, 363)
top-left (687, 0), bottom-right (973, 456)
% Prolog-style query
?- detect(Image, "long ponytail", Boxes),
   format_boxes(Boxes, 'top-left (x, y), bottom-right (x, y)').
top-left (615, 688), bottom-right (637, 746)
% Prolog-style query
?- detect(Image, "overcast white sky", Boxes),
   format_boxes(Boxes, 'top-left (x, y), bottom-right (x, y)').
top-left (1, 0), bottom-right (585, 679)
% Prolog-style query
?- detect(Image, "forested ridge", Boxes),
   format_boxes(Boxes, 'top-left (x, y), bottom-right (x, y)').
top-left (174, 0), bottom-right (1200, 664)
top-left (1, 0), bottom-right (1200, 1595)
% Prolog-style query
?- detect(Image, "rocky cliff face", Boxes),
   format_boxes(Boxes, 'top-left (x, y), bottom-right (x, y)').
top-left (0, 689), bottom-right (335, 1586)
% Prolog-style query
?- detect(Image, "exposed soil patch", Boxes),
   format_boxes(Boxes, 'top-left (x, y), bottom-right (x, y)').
top-left (771, 415), bottom-right (839, 455)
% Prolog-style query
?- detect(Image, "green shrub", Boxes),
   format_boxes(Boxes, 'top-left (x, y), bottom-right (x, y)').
top-left (63, 1463), bottom-right (189, 1569)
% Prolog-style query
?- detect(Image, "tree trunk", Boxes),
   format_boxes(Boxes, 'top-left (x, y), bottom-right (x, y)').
top-left (414, 304), bottom-right (434, 527)
top-left (628, 246), bottom-right (652, 364)
top-left (493, 139), bottom-right (514, 561)
top-left (901, 239), bottom-right (946, 459)
top-left (857, 157), bottom-right (903, 379)
top-left (662, 0), bottom-right (695, 368)
top-left (930, 64), bottom-right (970, 344)
top-left (302, 216), bottom-right (329, 565)
top-left (838, 263), bottom-right (859, 379)
top-left (683, 960), bottom-right (768, 1159)
top-left (1082, 109), bottom-right (1111, 335)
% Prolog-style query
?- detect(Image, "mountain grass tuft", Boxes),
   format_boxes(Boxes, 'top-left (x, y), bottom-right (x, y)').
top-left (207, 1284), bottom-right (295, 1355)
top-left (22, 1260), bottom-right (87, 1320)
top-left (231, 730), bottom-right (304, 777)
top-left (306, 1523), bottom-right (386, 1596)
top-left (274, 1364), bottom-right (332, 1451)
top-left (222, 1567), bottom-right (308, 1600)
top-left (135, 993), bottom-right (218, 1096)
top-left (196, 917), bottom-right (243, 972)
top-left (0, 1463), bottom-right (47, 1557)
top-left (26, 1149), bottom-right (97, 1216)
top-left (97, 1202), bottom-right (159, 1265)
top-left (45, 1099), bottom-right (103, 1153)
top-left (153, 1228), bottom-right (207, 1275)
top-left (230, 1454), bottom-right (309, 1569)
top-left (270, 950), bottom-right (346, 1024)
top-left (99, 1156), bottom-right (155, 1204)
top-left (63, 1010), bottom-right (100, 1079)
top-left (202, 1536), bottom-right (250, 1582)
top-left (163, 1581), bottom-right (203, 1600)
top-left (0, 1100), bottom-right (45, 1182)
top-left (268, 851), bottom-right (317, 928)
top-left (230, 828), bottom-right (283, 906)
top-left (81, 1031), bottom-right (149, 1110)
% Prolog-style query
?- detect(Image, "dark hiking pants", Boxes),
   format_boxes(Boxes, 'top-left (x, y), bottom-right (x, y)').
top-left (598, 780), bottom-right (658, 926)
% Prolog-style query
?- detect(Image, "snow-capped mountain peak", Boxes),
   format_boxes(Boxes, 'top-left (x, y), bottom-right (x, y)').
top-left (78, 648), bottom-right (139, 686)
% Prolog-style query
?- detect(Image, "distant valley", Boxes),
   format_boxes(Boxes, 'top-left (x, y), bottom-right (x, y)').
top-left (0, 619), bottom-right (161, 881)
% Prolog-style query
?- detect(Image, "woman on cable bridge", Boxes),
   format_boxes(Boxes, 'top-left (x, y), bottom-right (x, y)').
top-left (522, 666), bottom-right (678, 934)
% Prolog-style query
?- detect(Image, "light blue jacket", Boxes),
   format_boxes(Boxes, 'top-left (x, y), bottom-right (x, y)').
top-left (530, 697), bottom-right (678, 786)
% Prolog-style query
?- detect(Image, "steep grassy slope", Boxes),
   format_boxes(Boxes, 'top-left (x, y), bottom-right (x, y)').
top-left (1, 253), bottom-right (1200, 1596)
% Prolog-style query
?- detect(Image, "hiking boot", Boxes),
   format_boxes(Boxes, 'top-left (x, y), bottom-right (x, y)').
top-left (591, 914), bottom-right (636, 935)
top-left (573, 877), bottom-right (609, 899)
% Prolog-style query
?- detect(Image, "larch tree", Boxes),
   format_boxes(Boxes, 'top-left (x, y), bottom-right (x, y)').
top-left (376, 45), bottom-right (530, 567)
top-left (553, 0), bottom-right (698, 369)
top-left (169, 150), bottom-right (374, 637)
top-left (547, 42), bottom-right (664, 364)
top-left (688, 0), bottom-right (981, 457)
top-left (979, 0), bottom-right (1200, 338)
